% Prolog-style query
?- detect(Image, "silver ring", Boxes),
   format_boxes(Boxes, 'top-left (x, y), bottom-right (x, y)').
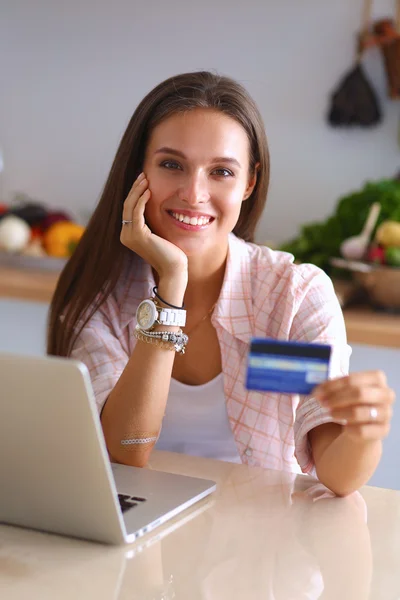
top-left (370, 407), bottom-right (378, 420)
top-left (122, 220), bottom-right (133, 225)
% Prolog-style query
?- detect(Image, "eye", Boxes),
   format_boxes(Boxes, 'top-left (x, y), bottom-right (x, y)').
top-left (212, 168), bottom-right (234, 177)
top-left (160, 160), bottom-right (182, 171)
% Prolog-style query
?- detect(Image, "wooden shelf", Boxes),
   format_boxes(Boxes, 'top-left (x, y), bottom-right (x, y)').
top-left (0, 266), bottom-right (399, 349)
top-left (0, 266), bottom-right (60, 304)
top-left (342, 305), bottom-right (400, 349)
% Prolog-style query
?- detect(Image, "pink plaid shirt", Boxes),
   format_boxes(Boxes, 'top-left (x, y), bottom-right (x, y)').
top-left (71, 234), bottom-right (351, 475)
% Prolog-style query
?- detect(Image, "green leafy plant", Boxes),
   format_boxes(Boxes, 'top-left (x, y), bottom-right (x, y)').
top-left (279, 179), bottom-right (400, 274)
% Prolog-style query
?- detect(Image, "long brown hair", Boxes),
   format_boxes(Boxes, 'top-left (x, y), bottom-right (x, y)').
top-left (47, 71), bottom-right (270, 357)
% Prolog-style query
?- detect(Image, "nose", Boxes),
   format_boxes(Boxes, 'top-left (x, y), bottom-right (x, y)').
top-left (178, 171), bottom-right (210, 205)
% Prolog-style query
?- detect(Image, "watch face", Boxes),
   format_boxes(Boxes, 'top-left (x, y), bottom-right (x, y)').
top-left (136, 299), bottom-right (157, 330)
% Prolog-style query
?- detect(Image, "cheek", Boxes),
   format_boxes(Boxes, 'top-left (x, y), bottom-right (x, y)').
top-left (146, 168), bottom-right (176, 202)
top-left (215, 192), bottom-right (244, 229)
top-left (218, 181), bottom-right (246, 209)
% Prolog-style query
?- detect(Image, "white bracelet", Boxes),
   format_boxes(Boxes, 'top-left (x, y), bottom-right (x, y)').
top-left (121, 436), bottom-right (158, 445)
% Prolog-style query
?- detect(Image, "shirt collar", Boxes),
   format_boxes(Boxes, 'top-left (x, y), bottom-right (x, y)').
top-left (211, 234), bottom-right (254, 344)
top-left (119, 234), bottom-right (254, 344)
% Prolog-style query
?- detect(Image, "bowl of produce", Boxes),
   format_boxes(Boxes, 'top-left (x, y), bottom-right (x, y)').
top-left (280, 178), bottom-right (400, 275)
top-left (0, 195), bottom-right (85, 270)
top-left (331, 219), bottom-right (400, 312)
top-left (331, 258), bottom-right (400, 311)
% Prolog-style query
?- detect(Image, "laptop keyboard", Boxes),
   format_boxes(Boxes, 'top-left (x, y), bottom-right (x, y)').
top-left (118, 493), bottom-right (147, 513)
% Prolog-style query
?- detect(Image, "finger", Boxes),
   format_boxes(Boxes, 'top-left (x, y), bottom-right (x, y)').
top-left (330, 403), bottom-right (393, 425)
top-left (132, 188), bottom-right (151, 226)
top-left (120, 189), bottom-right (150, 249)
top-left (319, 385), bottom-right (395, 410)
top-left (125, 172), bottom-right (146, 202)
top-left (122, 176), bottom-right (148, 222)
top-left (131, 171), bottom-right (146, 189)
top-left (342, 423), bottom-right (391, 442)
top-left (123, 176), bottom-right (148, 220)
top-left (314, 370), bottom-right (387, 398)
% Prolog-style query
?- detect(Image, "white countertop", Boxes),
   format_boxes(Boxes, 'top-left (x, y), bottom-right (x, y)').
top-left (0, 450), bottom-right (399, 599)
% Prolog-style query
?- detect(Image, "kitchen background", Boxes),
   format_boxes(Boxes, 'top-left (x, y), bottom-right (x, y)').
top-left (0, 0), bottom-right (399, 488)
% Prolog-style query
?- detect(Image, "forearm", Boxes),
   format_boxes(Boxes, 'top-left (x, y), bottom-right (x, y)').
top-left (101, 275), bottom-right (186, 467)
top-left (101, 342), bottom-right (174, 466)
top-left (313, 429), bottom-right (382, 496)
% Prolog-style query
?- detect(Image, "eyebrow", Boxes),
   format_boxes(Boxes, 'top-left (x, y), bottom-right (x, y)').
top-left (154, 146), bottom-right (242, 169)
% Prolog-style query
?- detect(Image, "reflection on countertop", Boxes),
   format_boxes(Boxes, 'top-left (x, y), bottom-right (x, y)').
top-left (1, 451), bottom-right (399, 599)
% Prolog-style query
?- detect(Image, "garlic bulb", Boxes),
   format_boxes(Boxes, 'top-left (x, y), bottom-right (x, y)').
top-left (0, 215), bottom-right (31, 253)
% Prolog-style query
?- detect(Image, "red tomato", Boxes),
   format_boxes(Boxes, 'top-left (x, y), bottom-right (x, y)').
top-left (30, 226), bottom-right (43, 241)
top-left (366, 244), bottom-right (386, 265)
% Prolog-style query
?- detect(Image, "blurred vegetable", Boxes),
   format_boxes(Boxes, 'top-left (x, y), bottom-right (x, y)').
top-left (43, 221), bottom-right (85, 258)
top-left (22, 239), bottom-right (47, 258)
top-left (0, 215), bottom-right (31, 253)
top-left (385, 246), bottom-right (400, 266)
top-left (366, 244), bottom-right (386, 265)
top-left (279, 179), bottom-right (400, 273)
top-left (10, 201), bottom-right (48, 226)
top-left (375, 220), bottom-right (400, 247)
top-left (39, 211), bottom-right (72, 232)
top-left (29, 226), bottom-right (43, 242)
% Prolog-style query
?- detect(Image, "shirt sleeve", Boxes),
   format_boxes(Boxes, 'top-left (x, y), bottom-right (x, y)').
top-left (70, 307), bottom-right (130, 415)
top-left (291, 265), bottom-right (352, 476)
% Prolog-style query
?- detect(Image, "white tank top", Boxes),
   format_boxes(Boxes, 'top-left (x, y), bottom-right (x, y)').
top-left (155, 374), bottom-right (242, 464)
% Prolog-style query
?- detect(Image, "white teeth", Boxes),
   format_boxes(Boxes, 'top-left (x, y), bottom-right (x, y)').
top-left (171, 212), bottom-right (211, 226)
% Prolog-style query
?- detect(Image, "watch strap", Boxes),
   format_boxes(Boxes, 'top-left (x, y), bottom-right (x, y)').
top-left (158, 307), bottom-right (186, 327)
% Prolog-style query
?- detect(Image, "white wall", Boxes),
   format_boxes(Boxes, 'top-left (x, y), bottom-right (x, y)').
top-left (1, 0), bottom-right (399, 244)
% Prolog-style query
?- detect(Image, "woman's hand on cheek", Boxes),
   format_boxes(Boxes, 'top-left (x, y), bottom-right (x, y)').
top-left (121, 173), bottom-right (188, 280)
top-left (313, 371), bottom-right (395, 443)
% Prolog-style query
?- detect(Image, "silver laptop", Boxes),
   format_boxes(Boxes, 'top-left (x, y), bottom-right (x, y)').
top-left (0, 353), bottom-right (216, 545)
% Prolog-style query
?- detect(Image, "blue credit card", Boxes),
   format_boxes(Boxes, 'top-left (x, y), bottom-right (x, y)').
top-left (246, 338), bottom-right (332, 395)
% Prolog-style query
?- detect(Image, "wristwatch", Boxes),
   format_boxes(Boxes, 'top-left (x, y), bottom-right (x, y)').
top-left (136, 298), bottom-right (186, 331)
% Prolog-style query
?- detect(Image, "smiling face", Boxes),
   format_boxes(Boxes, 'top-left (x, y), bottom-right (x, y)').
top-left (142, 108), bottom-right (257, 260)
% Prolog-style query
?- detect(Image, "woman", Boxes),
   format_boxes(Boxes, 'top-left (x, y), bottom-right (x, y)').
top-left (48, 71), bottom-right (394, 496)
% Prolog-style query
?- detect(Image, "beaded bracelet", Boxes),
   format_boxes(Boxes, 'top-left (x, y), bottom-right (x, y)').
top-left (134, 328), bottom-right (188, 354)
top-left (137, 326), bottom-right (188, 345)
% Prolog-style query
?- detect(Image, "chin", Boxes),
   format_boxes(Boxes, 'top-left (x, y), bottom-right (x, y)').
top-left (171, 235), bottom-right (210, 257)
